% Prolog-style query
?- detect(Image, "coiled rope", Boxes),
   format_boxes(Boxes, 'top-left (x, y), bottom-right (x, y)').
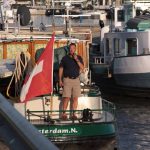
top-left (6, 51), bottom-right (33, 102)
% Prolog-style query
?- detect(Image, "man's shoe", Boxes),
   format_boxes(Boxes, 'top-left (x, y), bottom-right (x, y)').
top-left (61, 113), bottom-right (68, 120)
top-left (70, 114), bottom-right (78, 120)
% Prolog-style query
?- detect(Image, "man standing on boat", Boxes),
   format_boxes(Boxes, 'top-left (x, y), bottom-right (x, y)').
top-left (59, 43), bottom-right (84, 120)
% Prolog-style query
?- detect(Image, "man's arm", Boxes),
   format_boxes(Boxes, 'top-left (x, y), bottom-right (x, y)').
top-left (59, 66), bottom-right (64, 87)
top-left (76, 60), bottom-right (84, 71)
top-left (73, 55), bottom-right (84, 71)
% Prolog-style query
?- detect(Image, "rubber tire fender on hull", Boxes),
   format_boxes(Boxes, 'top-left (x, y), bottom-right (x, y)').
top-left (17, 5), bottom-right (31, 26)
top-left (45, 9), bottom-right (65, 16)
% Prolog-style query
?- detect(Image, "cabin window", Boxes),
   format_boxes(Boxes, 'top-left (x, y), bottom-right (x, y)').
top-left (126, 6), bottom-right (133, 22)
top-left (117, 10), bottom-right (125, 22)
top-left (114, 38), bottom-right (120, 56)
top-left (126, 38), bottom-right (137, 56)
top-left (99, 0), bottom-right (103, 5)
top-left (105, 0), bottom-right (109, 5)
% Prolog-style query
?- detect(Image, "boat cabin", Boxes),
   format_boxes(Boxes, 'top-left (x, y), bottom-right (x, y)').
top-left (102, 13), bottom-right (150, 64)
top-left (103, 29), bottom-right (150, 64)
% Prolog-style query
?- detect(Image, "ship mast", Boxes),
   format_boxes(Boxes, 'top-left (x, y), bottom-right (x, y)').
top-left (115, 0), bottom-right (121, 6)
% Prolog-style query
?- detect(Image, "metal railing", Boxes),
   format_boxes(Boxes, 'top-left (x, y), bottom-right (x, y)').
top-left (102, 98), bottom-right (116, 122)
top-left (26, 98), bottom-right (116, 124)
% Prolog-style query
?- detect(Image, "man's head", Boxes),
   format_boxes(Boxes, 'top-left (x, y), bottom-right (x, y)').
top-left (69, 43), bottom-right (76, 55)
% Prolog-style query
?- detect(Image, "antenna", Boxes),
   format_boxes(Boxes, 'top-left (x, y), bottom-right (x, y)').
top-left (53, 0), bottom-right (91, 37)
top-left (0, 1), bottom-right (4, 30)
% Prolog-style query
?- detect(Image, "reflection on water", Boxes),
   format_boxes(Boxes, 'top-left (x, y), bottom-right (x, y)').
top-left (56, 137), bottom-right (116, 150)
top-left (31, 15), bottom-right (64, 27)
top-left (31, 15), bottom-right (101, 28)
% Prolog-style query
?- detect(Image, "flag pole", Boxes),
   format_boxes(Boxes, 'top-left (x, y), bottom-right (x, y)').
top-left (50, 33), bottom-right (55, 115)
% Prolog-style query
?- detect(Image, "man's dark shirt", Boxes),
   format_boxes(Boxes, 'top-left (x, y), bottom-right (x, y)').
top-left (59, 55), bottom-right (83, 78)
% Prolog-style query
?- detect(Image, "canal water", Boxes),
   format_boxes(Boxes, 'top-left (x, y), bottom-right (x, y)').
top-left (102, 93), bottom-right (150, 150)
top-left (31, 15), bottom-right (100, 27)
top-left (27, 14), bottom-right (110, 29)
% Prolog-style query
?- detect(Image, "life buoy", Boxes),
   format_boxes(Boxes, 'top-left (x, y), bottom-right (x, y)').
top-left (17, 5), bottom-right (31, 26)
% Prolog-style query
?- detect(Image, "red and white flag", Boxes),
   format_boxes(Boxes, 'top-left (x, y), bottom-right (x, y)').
top-left (20, 33), bottom-right (55, 103)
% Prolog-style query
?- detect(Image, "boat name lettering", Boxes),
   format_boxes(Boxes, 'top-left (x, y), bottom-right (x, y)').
top-left (39, 127), bottom-right (80, 135)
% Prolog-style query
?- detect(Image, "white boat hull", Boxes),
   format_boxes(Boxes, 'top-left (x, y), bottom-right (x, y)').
top-left (113, 55), bottom-right (150, 88)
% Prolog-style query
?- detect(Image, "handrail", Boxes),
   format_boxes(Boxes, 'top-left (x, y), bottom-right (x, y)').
top-left (26, 99), bottom-right (116, 123)
top-left (26, 108), bottom-right (114, 113)
top-left (102, 98), bottom-right (116, 107)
